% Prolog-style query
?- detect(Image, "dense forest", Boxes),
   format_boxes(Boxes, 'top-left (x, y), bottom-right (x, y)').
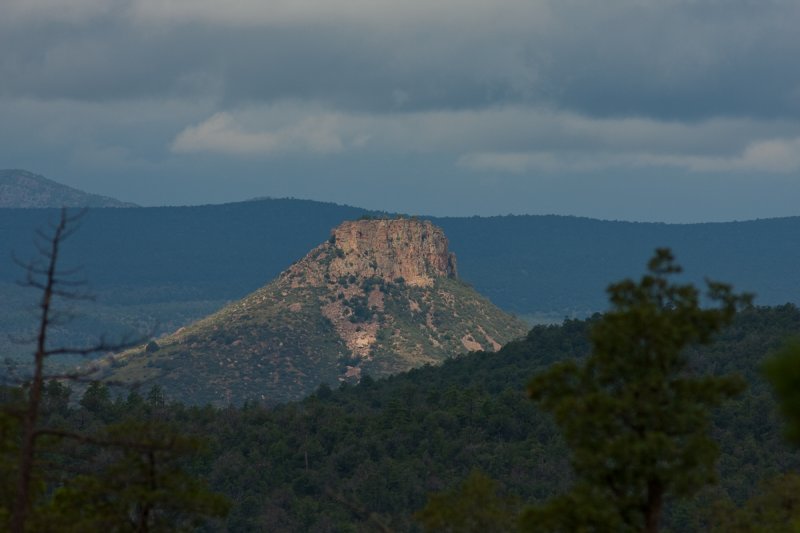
top-left (6, 303), bottom-right (800, 531)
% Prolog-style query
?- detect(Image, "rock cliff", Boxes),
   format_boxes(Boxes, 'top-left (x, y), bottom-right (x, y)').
top-left (105, 218), bottom-right (528, 405)
top-left (328, 219), bottom-right (457, 286)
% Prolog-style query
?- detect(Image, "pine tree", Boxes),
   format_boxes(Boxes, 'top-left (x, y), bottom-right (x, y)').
top-left (522, 249), bottom-right (750, 533)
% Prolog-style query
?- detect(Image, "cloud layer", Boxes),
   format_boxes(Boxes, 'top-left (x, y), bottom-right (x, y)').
top-left (2, 0), bottom-right (800, 220)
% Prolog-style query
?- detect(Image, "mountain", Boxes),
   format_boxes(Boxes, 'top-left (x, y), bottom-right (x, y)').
top-left (0, 169), bottom-right (136, 208)
top-left (0, 199), bottom-right (370, 364)
top-left (4, 202), bottom-right (800, 315)
top-left (102, 218), bottom-right (528, 405)
top-left (4, 200), bottom-right (800, 365)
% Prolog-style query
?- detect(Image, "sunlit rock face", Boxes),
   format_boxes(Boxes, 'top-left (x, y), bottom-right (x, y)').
top-left (108, 218), bottom-right (526, 406)
top-left (327, 219), bottom-right (458, 287)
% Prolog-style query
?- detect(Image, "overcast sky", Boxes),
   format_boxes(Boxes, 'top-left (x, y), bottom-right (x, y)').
top-left (2, 0), bottom-right (800, 221)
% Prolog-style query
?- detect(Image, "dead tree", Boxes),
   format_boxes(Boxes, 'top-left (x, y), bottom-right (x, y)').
top-left (2, 208), bottom-right (228, 531)
top-left (7, 208), bottom-right (137, 532)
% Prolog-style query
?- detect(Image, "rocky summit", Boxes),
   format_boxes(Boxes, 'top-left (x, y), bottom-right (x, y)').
top-left (105, 218), bottom-right (528, 405)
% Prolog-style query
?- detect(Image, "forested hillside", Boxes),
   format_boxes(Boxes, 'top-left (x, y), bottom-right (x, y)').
top-left (24, 304), bottom-right (800, 531)
top-left (3, 202), bottom-right (799, 312)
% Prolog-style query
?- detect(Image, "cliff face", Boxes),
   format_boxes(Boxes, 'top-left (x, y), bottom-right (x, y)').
top-left (327, 219), bottom-right (457, 286)
top-left (107, 218), bottom-right (527, 405)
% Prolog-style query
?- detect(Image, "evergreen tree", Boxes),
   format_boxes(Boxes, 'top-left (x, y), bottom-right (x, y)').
top-left (763, 340), bottom-right (800, 447)
top-left (416, 469), bottom-right (519, 532)
top-left (39, 421), bottom-right (230, 532)
top-left (522, 249), bottom-right (750, 532)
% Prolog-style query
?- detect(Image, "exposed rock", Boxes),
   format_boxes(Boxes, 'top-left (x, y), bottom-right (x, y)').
top-left (106, 218), bottom-right (528, 405)
top-left (327, 219), bottom-right (457, 286)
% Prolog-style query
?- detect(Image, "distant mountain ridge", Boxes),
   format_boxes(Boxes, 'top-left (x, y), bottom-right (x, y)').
top-left (0, 169), bottom-right (136, 208)
top-left (102, 218), bottom-right (527, 405)
top-left (2, 191), bottom-right (800, 365)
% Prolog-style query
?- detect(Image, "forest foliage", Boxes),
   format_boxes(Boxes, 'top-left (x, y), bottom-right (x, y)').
top-left (3, 209), bottom-right (800, 531)
top-left (3, 303), bottom-right (800, 530)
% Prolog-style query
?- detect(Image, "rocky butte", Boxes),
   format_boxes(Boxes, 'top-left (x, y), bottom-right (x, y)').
top-left (326, 219), bottom-right (458, 286)
top-left (105, 218), bottom-right (528, 405)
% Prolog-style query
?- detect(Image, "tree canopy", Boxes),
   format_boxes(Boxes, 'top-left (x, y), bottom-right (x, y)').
top-left (523, 249), bottom-right (751, 532)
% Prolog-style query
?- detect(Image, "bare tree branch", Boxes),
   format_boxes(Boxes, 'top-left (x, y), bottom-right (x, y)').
top-left (6, 207), bottom-right (145, 532)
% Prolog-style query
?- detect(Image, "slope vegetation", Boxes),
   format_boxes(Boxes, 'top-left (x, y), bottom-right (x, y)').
top-left (104, 219), bottom-right (527, 405)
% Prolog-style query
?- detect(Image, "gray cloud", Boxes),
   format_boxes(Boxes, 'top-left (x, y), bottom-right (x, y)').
top-left (168, 103), bottom-right (800, 164)
top-left (3, 0), bottom-right (799, 119)
top-left (3, 0), bottom-right (800, 222)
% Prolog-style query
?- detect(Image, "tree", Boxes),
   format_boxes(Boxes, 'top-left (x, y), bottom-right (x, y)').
top-left (2, 208), bottom-right (227, 531)
top-left (522, 248), bottom-right (750, 533)
top-left (704, 339), bottom-right (800, 531)
top-left (7, 208), bottom-right (129, 532)
top-left (763, 340), bottom-right (800, 447)
top-left (39, 420), bottom-right (230, 532)
top-left (416, 469), bottom-right (519, 532)
top-left (707, 340), bottom-right (800, 531)
top-left (709, 473), bottom-right (800, 533)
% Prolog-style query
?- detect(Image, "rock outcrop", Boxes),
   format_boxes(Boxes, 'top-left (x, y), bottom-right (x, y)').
top-left (328, 219), bottom-right (457, 286)
top-left (105, 218), bottom-right (528, 405)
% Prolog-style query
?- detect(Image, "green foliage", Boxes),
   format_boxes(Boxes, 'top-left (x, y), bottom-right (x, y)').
top-left (114, 304), bottom-right (800, 530)
top-left (2, 381), bottom-right (229, 532)
top-left (80, 382), bottom-right (112, 418)
top-left (7, 303), bottom-right (800, 531)
top-left (2, 384), bottom-right (232, 532)
top-left (146, 385), bottom-right (166, 409)
top-left (345, 294), bottom-right (371, 323)
top-left (763, 340), bottom-right (800, 447)
top-left (416, 470), bottom-right (519, 532)
top-left (717, 340), bottom-right (800, 531)
top-left (709, 473), bottom-right (800, 532)
top-left (524, 249), bottom-right (750, 532)
top-left (40, 421), bottom-right (229, 532)
top-left (0, 402), bottom-right (21, 526)
top-left (42, 381), bottom-right (71, 420)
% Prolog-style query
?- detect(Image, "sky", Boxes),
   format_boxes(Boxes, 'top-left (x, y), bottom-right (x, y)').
top-left (2, 0), bottom-right (800, 222)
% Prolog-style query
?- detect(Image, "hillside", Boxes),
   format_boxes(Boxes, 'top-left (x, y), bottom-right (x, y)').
top-left (102, 219), bottom-right (528, 405)
top-left (0, 169), bottom-right (136, 208)
top-left (0, 199), bottom-right (369, 363)
top-left (4, 199), bottom-right (800, 363)
top-left (38, 304), bottom-right (800, 531)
